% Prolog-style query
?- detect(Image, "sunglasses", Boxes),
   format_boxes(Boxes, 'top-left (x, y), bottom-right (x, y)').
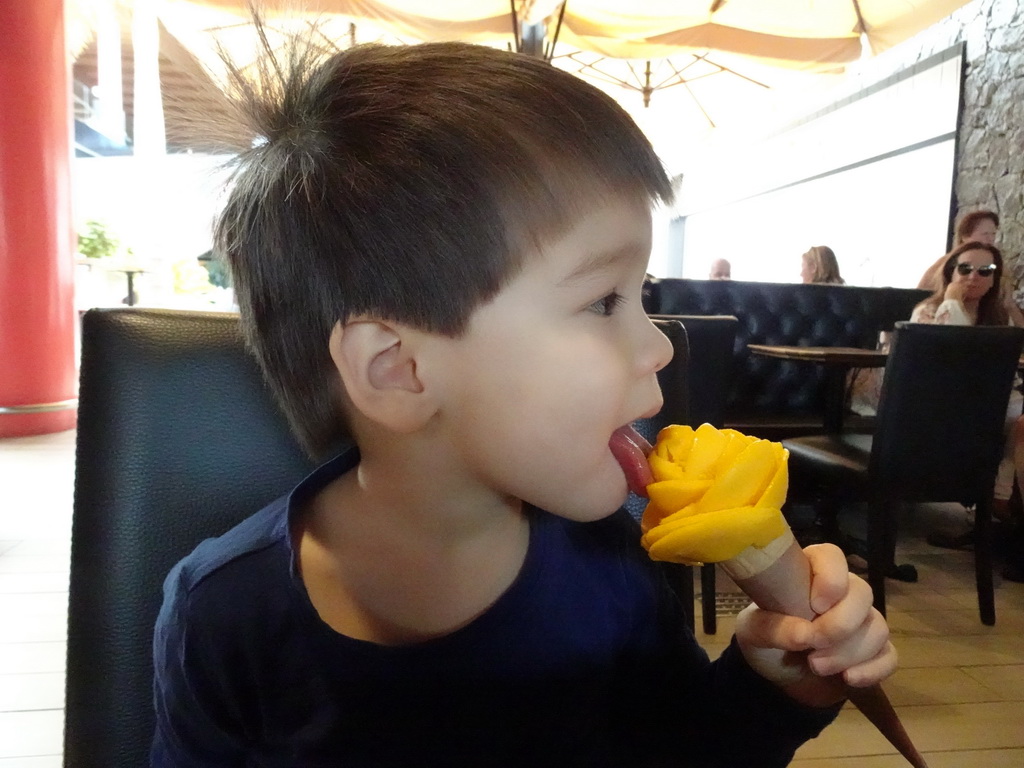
top-left (955, 263), bottom-right (997, 277)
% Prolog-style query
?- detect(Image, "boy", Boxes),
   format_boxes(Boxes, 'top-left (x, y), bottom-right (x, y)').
top-left (153, 35), bottom-right (895, 767)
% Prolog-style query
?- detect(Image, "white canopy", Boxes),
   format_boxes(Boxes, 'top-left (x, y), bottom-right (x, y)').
top-left (158, 0), bottom-right (971, 69)
top-left (68, 1), bottom-right (972, 158)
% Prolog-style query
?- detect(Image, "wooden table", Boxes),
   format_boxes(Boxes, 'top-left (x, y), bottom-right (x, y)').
top-left (749, 343), bottom-right (1024, 433)
top-left (114, 268), bottom-right (146, 307)
top-left (747, 344), bottom-right (887, 433)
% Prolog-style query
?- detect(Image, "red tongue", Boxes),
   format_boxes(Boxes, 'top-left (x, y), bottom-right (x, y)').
top-left (609, 425), bottom-right (654, 498)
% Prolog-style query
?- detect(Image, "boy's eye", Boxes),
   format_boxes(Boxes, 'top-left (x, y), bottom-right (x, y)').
top-left (588, 292), bottom-right (626, 317)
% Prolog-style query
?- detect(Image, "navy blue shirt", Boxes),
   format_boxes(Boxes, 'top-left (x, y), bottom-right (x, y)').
top-left (153, 448), bottom-right (837, 767)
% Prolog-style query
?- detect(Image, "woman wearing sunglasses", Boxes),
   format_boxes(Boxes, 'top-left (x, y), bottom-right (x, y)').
top-left (853, 243), bottom-right (1022, 554)
top-left (915, 243), bottom-right (1024, 578)
top-left (854, 243), bottom-right (1011, 411)
top-left (912, 241), bottom-right (1008, 325)
top-left (917, 210), bottom-right (999, 291)
top-left (917, 210), bottom-right (1024, 328)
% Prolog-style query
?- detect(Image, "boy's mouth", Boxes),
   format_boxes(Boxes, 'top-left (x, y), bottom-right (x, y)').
top-left (609, 425), bottom-right (654, 497)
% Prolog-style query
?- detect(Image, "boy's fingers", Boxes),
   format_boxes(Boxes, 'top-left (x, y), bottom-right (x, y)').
top-left (803, 543), bottom-right (849, 615)
top-left (808, 574), bottom-right (875, 648)
top-left (808, 607), bottom-right (891, 676)
top-left (736, 604), bottom-right (815, 652)
top-left (842, 640), bottom-right (899, 688)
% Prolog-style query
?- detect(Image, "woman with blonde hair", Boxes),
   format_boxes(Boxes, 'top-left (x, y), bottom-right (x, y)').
top-left (800, 245), bottom-right (844, 285)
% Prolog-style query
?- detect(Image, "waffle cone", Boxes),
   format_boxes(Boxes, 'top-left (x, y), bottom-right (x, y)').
top-left (721, 529), bottom-right (814, 621)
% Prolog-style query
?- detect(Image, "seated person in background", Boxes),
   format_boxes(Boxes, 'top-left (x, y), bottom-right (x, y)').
top-left (917, 209), bottom-right (1024, 325)
top-left (800, 245), bottom-right (845, 285)
top-left (912, 242), bottom-right (1007, 325)
top-left (151, 25), bottom-right (895, 767)
top-left (856, 242), bottom-right (1024, 543)
top-left (917, 210), bottom-right (998, 291)
top-left (915, 242), bottom-right (1024, 545)
top-left (708, 257), bottom-right (732, 279)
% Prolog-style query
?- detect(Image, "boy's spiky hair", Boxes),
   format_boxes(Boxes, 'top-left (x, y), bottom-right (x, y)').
top-left (214, 22), bottom-right (672, 457)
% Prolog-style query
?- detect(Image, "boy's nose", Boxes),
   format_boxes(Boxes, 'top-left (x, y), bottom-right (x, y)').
top-left (642, 319), bottom-right (675, 376)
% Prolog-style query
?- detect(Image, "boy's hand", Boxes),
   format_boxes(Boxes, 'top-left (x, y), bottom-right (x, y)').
top-left (733, 543), bottom-right (897, 708)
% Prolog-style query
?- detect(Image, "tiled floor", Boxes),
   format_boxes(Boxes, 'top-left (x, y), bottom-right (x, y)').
top-left (0, 430), bottom-right (74, 768)
top-left (1, 429), bottom-right (1023, 766)
top-left (701, 506), bottom-right (1024, 766)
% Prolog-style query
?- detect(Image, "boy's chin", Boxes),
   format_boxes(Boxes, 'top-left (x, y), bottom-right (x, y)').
top-left (542, 487), bottom-right (629, 522)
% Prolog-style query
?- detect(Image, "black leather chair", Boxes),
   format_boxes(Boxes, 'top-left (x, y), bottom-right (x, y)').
top-left (65, 310), bottom-right (706, 766)
top-left (647, 315), bottom-right (739, 635)
top-left (66, 308), bottom-right (317, 768)
top-left (649, 314), bottom-right (738, 429)
top-left (783, 323), bottom-right (1024, 625)
top-left (629, 319), bottom-right (699, 631)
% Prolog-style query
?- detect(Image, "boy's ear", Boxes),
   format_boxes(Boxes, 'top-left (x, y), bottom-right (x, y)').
top-left (328, 319), bottom-right (437, 433)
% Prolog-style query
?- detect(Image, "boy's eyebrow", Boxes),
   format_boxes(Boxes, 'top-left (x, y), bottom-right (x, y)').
top-left (559, 243), bottom-right (646, 286)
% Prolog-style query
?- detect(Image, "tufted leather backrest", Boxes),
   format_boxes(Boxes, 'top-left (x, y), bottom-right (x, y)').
top-left (629, 319), bottom-right (699, 628)
top-left (66, 309), bottom-right (318, 768)
top-left (870, 322), bottom-right (1024, 501)
top-left (645, 278), bottom-right (930, 419)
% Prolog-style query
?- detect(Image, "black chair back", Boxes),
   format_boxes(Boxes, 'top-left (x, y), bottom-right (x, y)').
top-left (640, 317), bottom-right (725, 634)
top-left (640, 318), bottom-right (689, 437)
top-left (66, 310), bottom-right (703, 766)
top-left (66, 308), bottom-right (317, 768)
top-left (649, 314), bottom-right (738, 428)
top-left (870, 322), bottom-right (1024, 503)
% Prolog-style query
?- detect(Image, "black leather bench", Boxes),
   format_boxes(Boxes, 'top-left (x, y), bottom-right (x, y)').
top-left (644, 278), bottom-right (931, 440)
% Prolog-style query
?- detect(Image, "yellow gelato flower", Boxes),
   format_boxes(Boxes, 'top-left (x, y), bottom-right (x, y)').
top-left (640, 424), bottom-right (789, 565)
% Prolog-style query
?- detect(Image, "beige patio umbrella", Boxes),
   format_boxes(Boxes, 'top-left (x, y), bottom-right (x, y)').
top-left (148, 0), bottom-right (970, 143)
top-left (153, 0), bottom-right (971, 70)
top-left (545, 0), bottom-right (970, 67)
top-left (533, 0), bottom-right (971, 140)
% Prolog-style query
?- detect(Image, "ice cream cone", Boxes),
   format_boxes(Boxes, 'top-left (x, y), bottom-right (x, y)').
top-left (724, 527), bottom-right (928, 767)
top-left (638, 424), bottom-right (930, 768)
top-left (721, 529), bottom-right (813, 620)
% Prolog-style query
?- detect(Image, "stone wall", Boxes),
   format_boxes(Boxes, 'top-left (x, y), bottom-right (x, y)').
top-left (850, 0), bottom-right (1024, 293)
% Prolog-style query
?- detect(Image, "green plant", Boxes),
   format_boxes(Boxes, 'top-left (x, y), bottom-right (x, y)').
top-left (77, 220), bottom-right (120, 259)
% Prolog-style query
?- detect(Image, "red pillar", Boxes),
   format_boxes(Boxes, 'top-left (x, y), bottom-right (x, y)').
top-left (0, 0), bottom-right (77, 436)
